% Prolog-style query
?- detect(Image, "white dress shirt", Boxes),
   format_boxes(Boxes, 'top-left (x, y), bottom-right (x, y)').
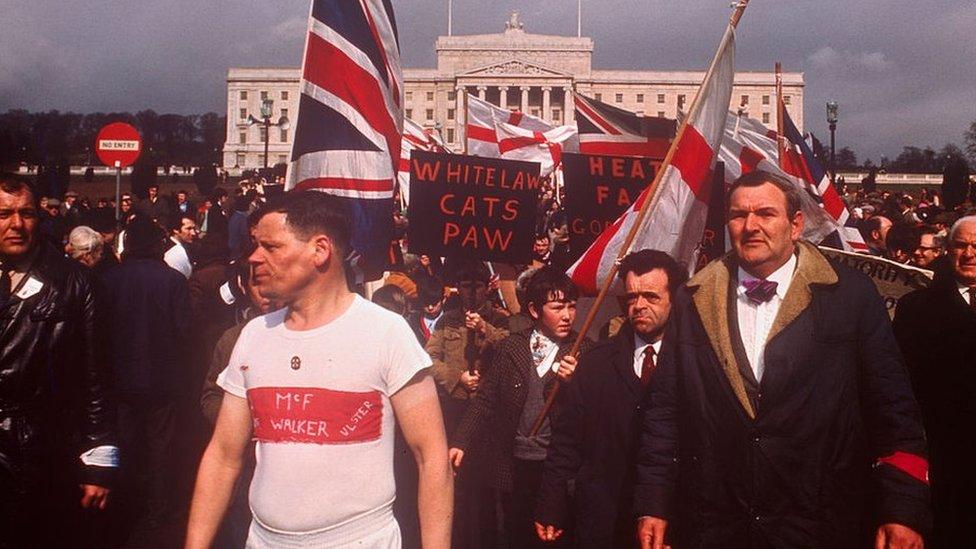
top-left (163, 237), bottom-right (193, 279)
top-left (957, 282), bottom-right (975, 305)
top-left (632, 333), bottom-right (663, 378)
top-left (735, 254), bottom-right (797, 382)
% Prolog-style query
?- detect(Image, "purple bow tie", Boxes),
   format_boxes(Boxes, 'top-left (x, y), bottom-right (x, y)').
top-left (742, 279), bottom-right (778, 305)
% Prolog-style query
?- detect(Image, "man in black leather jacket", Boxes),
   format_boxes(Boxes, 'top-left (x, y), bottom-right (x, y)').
top-left (0, 176), bottom-right (117, 547)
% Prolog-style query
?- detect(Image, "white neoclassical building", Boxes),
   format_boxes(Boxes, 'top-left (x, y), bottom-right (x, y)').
top-left (223, 12), bottom-right (804, 169)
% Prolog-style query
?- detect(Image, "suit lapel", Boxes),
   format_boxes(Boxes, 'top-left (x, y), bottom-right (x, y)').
top-left (765, 241), bottom-right (838, 345)
top-left (689, 255), bottom-right (756, 419)
top-left (611, 326), bottom-right (644, 396)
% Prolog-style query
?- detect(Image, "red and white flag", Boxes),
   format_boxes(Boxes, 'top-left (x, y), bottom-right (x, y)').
top-left (495, 121), bottom-right (578, 178)
top-left (466, 94), bottom-right (551, 157)
top-left (397, 117), bottom-right (447, 206)
top-left (568, 28), bottom-right (737, 294)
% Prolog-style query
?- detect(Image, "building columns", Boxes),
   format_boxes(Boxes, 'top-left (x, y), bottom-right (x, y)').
top-left (477, 86), bottom-right (487, 100)
top-left (520, 86), bottom-right (530, 113)
top-left (455, 84), bottom-right (466, 146)
top-left (563, 86), bottom-right (575, 125)
top-left (542, 87), bottom-right (552, 123)
top-left (499, 86), bottom-right (509, 110)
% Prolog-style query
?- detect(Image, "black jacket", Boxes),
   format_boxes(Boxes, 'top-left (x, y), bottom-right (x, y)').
top-left (453, 329), bottom-right (592, 492)
top-left (894, 268), bottom-right (976, 548)
top-left (0, 243), bottom-right (116, 489)
top-left (634, 242), bottom-right (930, 548)
top-left (101, 258), bottom-right (192, 396)
top-left (535, 325), bottom-right (647, 548)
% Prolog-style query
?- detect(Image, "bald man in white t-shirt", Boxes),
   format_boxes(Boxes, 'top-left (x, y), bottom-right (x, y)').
top-left (186, 192), bottom-right (453, 549)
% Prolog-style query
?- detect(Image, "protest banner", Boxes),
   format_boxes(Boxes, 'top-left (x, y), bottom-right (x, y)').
top-left (562, 152), bottom-right (658, 259)
top-left (407, 150), bottom-right (541, 263)
top-left (818, 246), bottom-right (933, 318)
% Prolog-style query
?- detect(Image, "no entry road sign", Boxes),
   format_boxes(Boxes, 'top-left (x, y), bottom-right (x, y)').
top-left (95, 123), bottom-right (142, 168)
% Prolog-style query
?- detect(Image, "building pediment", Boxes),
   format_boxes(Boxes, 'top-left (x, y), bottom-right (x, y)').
top-left (461, 59), bottom-right (571, 78)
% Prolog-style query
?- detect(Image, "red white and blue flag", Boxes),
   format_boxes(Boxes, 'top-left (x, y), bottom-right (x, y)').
top-left (573, 93), bottom-right (676, 159)
top-left (286, 0), bottom-right (404, 265)
top-left (397, 118), bottom-right (448, 207)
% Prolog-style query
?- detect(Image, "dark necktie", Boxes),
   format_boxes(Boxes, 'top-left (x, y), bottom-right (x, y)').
top-left (640, 346), bottom-right (657, 387)
top-left (743, 279), bottom-right (778, 305)
top-left (969, 288), bottom-right (976, 312)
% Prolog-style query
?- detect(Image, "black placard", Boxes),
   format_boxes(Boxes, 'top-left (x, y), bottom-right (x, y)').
top-left (562, 152), bottom-right (657, 258)
top-left (407, 151), bottom-right (541, 263)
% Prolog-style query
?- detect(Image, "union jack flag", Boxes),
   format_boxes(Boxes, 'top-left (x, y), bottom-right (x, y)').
top-left (573, 92), bottom-right (676, 159)
top-left (286, 0), bottom-right (404, 266)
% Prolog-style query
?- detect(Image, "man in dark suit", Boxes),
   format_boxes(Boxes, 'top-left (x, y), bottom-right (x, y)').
top-left (894, 215), bottom-right (976, 548)
top-left (635, 170), bottom-right (930, 549)
top-left (534, 249), bottom-right (687, 548)
top-left (450, 266), bottom-right (592, 548)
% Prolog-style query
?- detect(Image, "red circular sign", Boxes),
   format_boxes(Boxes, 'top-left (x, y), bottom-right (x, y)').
top-left (95, 122), bottom-right (142, 168)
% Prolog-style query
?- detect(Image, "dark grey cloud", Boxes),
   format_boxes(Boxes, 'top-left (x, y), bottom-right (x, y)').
top-left (2, 0), bottom-right (973, 160)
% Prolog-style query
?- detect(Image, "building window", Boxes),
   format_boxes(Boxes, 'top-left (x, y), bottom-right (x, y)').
top-left (236, 153), bottom-right (245, 167)
top-left (530, 108), bottom-right (540, 117)
top-left (406, 108), bottom-right (413, 119)
top-left (740, 95), bottom-right (749, 106)
top-left (762, 95), bottom-right (770, 105)
top-left (260, 91), bottom-right (268, 100)
top-left (280, 129), bottom-right (288, 142)
top-left (425, 108), bottom-right (434, 121)
top-left (447, 108), bottom-right (455, 120)
top-left (594, 93), bottom-right (602, 101)
top-left (281, 90), bottom-right (289, 101)
top-left (277, 154), bottom-right (287, 165)
top-left (552, 109), bottom-right (562, 122)
top-left (239, 131), bottom-right (247, 144)
top-left (448, 91), bottom-right (456, 101)
top-left (406, 91), bottom-right (413, 102)
top-left (784, 95), bottom-right (792, 105)
top-left (615, 93), bottom-right (623, 103)
top-left (657, 94), bottom-right (666, 104)
top-left (239, 90), bottom-right (248, 101)
top-left (677, 94), bottom-right (686, 108)
top-left (762, 112), bottom-right (770, 124)
top-left (447, 128), bottom-right (455, 143)
top-left (259, 127), bottom-right (267, 142)
top-left (636, 93), bottom-right (644, 103)
top-left (239, 108), bottom-right (247, 120)
top-left (657, 111), bottom-right (665, 118)
top-left (426, 91), bottom-right (434, 102)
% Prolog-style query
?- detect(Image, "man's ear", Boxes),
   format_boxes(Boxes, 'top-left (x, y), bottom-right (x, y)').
top-left (527, 302), bottom-right (540, 320)
top-left (790, 210), bottom-right (805, 242)
top-left (310, 234), bottom-right (334, 267)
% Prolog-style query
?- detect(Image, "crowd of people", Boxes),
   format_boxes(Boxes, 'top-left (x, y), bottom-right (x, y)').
top-left (1, 168), bottom-right (974, 549)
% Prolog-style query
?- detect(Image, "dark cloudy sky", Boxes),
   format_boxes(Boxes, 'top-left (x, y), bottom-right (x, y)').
top-left (1, 0), bottom-right (973, 161)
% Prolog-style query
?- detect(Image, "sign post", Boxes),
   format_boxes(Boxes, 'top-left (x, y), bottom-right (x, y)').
top-left (95, 123), bottom-right (142, 220)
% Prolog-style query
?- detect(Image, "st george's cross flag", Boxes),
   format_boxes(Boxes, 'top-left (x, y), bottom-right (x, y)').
top-left (465, 94), bottom-right (552, 157)
top-left (573, 92), bottom-right (676, 159)
top-left (567, 28), bottom-right (736, 294)
top-left (397, 117), bottom-right (447, 207)
top-left (494, 121), bottom-right (579, 178)
top-left (286, 0), bottom-right (404, 269)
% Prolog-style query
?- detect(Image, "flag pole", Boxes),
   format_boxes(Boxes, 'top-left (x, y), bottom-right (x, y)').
top-left (529, 0), bottom-right (751, 436)
top-left (462, 92), bottom-right (469, 154)
top-left (775, 62), bottom-right (786, 162)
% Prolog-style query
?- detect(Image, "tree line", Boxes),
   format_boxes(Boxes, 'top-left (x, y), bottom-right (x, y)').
top-left (0, 109), bottom-right (226, 171)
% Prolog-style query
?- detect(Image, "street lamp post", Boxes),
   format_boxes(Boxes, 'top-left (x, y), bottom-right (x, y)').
top-left (248, 98), bottom-right (290, 170)
top-left (826, 101), bottom-right (839, 189)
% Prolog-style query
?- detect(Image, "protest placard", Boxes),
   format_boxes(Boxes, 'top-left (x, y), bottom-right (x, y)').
top-left (407, 150), bottom-right (541, 263)
top-left (562, 152), bottom-right (658, 258)
top-left (818, 246), bottom-right (933, 318)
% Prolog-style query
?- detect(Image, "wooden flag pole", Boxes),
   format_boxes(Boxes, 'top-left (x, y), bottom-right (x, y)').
top-left (462, 92), bottom-right (469, 155)
top-left (528, 0), bottom-right (751, 436)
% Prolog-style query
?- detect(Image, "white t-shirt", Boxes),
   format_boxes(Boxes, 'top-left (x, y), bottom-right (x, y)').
top-left (217, 295), bottom-right (432, 534)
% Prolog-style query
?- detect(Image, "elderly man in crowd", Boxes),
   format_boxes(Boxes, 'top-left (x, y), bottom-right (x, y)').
top-left (895, 215), bottom-right (976, 548)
